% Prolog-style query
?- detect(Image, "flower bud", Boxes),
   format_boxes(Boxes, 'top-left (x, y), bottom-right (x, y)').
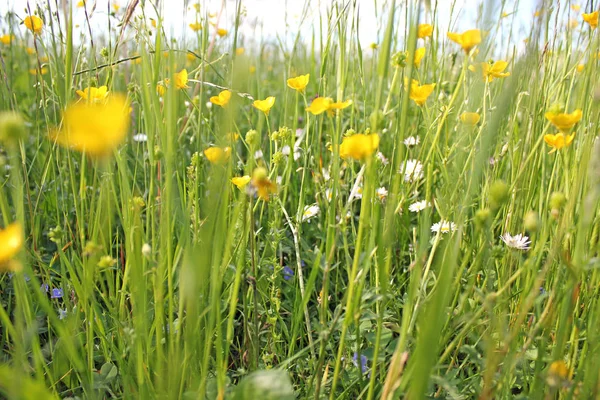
top-left (246, 129), bottom-right (258, 146)
top-left (489, 180), bottom-right (509, 210)
top-left (0, 111), bottom-right (26, 145)
top-left (475, 208), bottom-right (491, 229)
top-left (550, 191), bottom-right (566, 210)
top-left (523, 210), bottom-right (539, 233)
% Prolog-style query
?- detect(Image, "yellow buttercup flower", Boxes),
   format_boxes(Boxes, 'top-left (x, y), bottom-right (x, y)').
top-left (112, 3), bottom-right (120, 11)
top-left (406, 79), bottom-right (435, 106)
top-left (156, 83), bottom-right (166, 96)
top-left (253, 96), bottom-right (275, 115)
top-left (189, 22), bottom-right (202, 32)
top-left (251, 167), bottom-right (277, 201)
top-left (545, 109), bottom-right (582, 131)
top-left (0, 34), bottom-right (14, 45)
top-left (231, 175), bottom-right (251, 189)
top-left (417, 24), bottom-right (433, 39)
top-left (50, 95), bottom-right (130, 157)
top-left (217, 28), bottom-right (228, 37)
top-left (0, 223), bottom-right (23, 271)
top-left (460, 112), bottom-right (480, 125)
top-left (24, 15), bottom-right (44, 35)
top-left (544, 132), bottom-right (575, 153)
top-left (210, 90), bottom-right (232, 107)
top-left (204, 146), bottom-right (231, 164)
top-left (236, 47), bottom-right (245, 55)
top-left (29, 67), bottom-right (48, 75)
top-left (339, 133), bottom-right (380, 161)
top-left (306, 97), bottom-right (333, 115)
top-left (329, 99), bottom-right (352, 111)
top-left (413, 47), bottom-right (426, 68)
top-left (77, 0), bottom-right (85, 7)
top-left (447, 29), bottom-right (481, 53)
top-left (583, 11), bottom-right (598, 29)
top-left (26, 47), bottom-right (35, 54)
top-left (174, 69), bottom-right (189, 89)
top-left (571, 5), bottom-right (581, 12)
top-left (76, 86), bottom-right (109, 101)
top-left (576, 64), bottom-right (585, 73)
top-left (482, 61), bottom-right (510, 82)
top-left (287, 74), bottom-right (310, 92)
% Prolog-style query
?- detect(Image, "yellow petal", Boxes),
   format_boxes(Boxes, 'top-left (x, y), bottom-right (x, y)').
top-left (0, 223), bottom-right (23, 267)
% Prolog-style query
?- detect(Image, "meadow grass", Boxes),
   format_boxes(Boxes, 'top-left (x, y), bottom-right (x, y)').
top-left (1, 0), bottom-right (600, 398)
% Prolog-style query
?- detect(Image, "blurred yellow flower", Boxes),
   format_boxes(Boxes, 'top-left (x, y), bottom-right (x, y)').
top-left (583, 11), bottom-right (598, 29)
top-left (76, 85), bottom-right (109, 101)
top-left (339, 133), bottom-right (380, 160)
top-left (0, 223), bottom-right (23, 271)
top-left (26, 47), bottom-right (35, 54)
top-left (482, 61), bottom-right (510, 82)
top-left (0, 34), bottom-right (14, 44)
top-left (544, 132), bottom-right (575, 153)
top-left (569, 18), bottom-right (579, 28)
top-left (150, 18), bottom-right (157, 28)
top-left (545, 109), bottom-right (582, 131)
top-left (417, 24), bottom-right (433, 38)
top-left (189, 22), bottom-right (202, 32)
top-left (306, 97), bottom-right (333, 115)
top-left (447, 29), bottom-right (481, 53)
top-left (231, 175), bottom-right (251, 189)
top-left (253, 96), bottom-right (275, 115)
top-left (413, 47), bottom-right (426, 68)
top-left (571, 5), bottom-right (581, 12)
top-left (204, 146), bottom-right (231, 164)
top-left (460, 112), bottom-right (480, 125)
top-left (236, 47), bottom-right (245, 55)
top-left (251, 167), bottom-right (277, 201)
top-left (77, 0), bottom-right (85, 7)
top-left (576, 64), bottom-right (585, 72)
top-left (112, 3), bottom-right (120, 11)
top-left (249, 65), bottom-right (256, 74)
top-left (186, 53), bottom-right (195, 63)
top-left (50, 95), bottom-right (130, 157)
top-left (174, 69), bottom-right (189, 89)
top-left (156, 83), bottom-right (166, 96)
top-left (287, 74), bottom-right (310, 92)
top-left (225, 132), bottom-right (240, 142)
top-left (217, 28), bottom-right (228, 37)
top-left (329, 99), bottom-right (352, 111)
top-left (406, 79), bottom-right (435, 106)
top-left (210, 90), bottom-right (232, 107)
top-left (29, 67), bottom-right (48, 75)
top-left (24, 15), bottom-right (44, 35)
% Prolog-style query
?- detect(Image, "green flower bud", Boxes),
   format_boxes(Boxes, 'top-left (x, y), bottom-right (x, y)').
top-left (475, 208), bottom-right (491, 229)
top-left (154, 145), bottom-right (164, 160)
top-left (550, 191), bottom-right (566, 210)
top-left (0, 111), bottom-right (26, 145)
top-left (246, 129), bottom-right (258, 146)
top-left (524, 210), bottom-right (539, 233)
top-left (489, 180), bottom-right (509, 210)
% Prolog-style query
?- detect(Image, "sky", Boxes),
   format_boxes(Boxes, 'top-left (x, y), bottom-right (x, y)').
top-left (2, 0), bottom-right (541, 53)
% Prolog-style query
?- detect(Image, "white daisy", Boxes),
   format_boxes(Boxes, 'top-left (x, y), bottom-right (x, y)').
top-left (376, 187), bottom-right (388, 202)
top-left (500, 233), bottom-right (531, 251)
top-left (403, 136), bottom-right (420, 147)
top-left (325, 188), bottom-right (332, 202)
top-left (376, 152), bottom-right (389, 165)
top-left (302, 204), bottom-right (320, 222)
top-left (399, 159), bottom-right (424, 182)
top-left (409, 200), bottom-right (431, 213)
top-left (431, 220), bottom-right (457, 234)
top-left (133, 133), bottom-right (148, 142)
top-left (322, 168), bottom-right (331, 182)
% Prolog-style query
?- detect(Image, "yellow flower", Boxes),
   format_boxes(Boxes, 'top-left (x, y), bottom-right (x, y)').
top-left (569, 18), bottom-right (579, 29)
top-left (225, 132), bottom-right (240, 142)
top-left (26, 47), bottom-right (35, 54)
top-left (236, 47), bottom-right (245, 55)
top-left (306, 97), bottom-right (333, 115)
top-left (413, 47), bottom-right (426, 68)
top-left (482, 61), bottom-right (510, 82)
top-left (460, 112), bottom-right (480, 125)
top-left (0, 223), bottom-right (23, 271)
top-left (76, 85), bottom-right (109, 101)
top-left (583, 11), bottom-right (598, 29)
top-left (112, 3), bottom-right (120, 11)
top-left (217, 28), bottom-right (228, 37)
top-left (406, 79), bottom-right (436, 106)
top-left (77, 0), bottom-right (85, 7)
top-left (174, 69), bottom-right (189, 89)
top-left (251, 167), bottom-right (277, 201)
top-left (231, 175), bottom-right (251, 189)
top-left (150, 18), bottom-right (157, 28)
top-left (571, 5), bottom-right (581, 12)
top-left (447, 29), bottom-right (481, 53)
top-left (417, 24), bottom-right (433, 39)
top-left (210, 90), bottom-right (232, 107)
top-left (156, 83), bottom-right (166, 96)
top-left (253, 96), bottom-right (275, 115)
top-left (189, 22), bottom-right (202, 31)
top-left (287, 74), bottom-right (310, 92)
top-left (545, 109), bottom-right (582, 131)
top-left (329, 99), bottom-right (352, 111)
top-left (576, 64), bottom-right (585, 73)
top-left (339, 133), bottom-right (380, 160)
top-left (249, 65), bottom-right (256, 74)
top-left (204, 146), bottom-right (231, 164)
top-left (544, 132), bottom-right (575, 153)
top-left (29, 67), bottom-right (48, 75)
top-left (50, 95), bottom-right (130, 157)
top-left (0, 34), bottom-right (14, 45)
top-left (24, 16), bottom-right (44, 35)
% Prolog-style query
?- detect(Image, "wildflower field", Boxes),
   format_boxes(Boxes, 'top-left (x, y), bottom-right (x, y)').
top-left (1, 0), bottom-right (600, 398)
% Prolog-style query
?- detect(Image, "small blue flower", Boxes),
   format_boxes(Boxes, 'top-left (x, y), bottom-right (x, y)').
top-left (539, 287), bottom-right (547, 295)
top-left (51, 288), bottom-right (64, 299)
top-left (282, 266), bottom-right (294, 281)
top-left (352, 352), bottom-right (369, 375)
top-left (40, 283), bottom-right (49, 293)
top-left (58, 309), bottom-right (68, 320)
